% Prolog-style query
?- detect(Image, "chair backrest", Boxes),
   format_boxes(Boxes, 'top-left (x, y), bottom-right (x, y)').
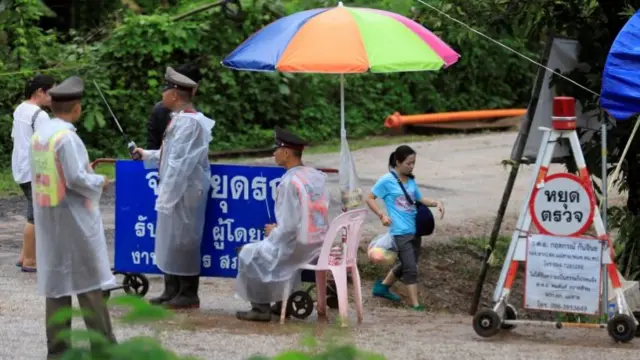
top-left (315, 208), bottom-right (368, 268)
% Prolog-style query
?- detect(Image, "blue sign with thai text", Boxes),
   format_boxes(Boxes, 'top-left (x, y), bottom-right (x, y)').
top-left (114, 160), bottom-right (286, 278)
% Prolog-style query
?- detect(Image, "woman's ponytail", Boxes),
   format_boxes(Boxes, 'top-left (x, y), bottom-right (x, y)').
top-left (388, 151), bottom-right (397, 170)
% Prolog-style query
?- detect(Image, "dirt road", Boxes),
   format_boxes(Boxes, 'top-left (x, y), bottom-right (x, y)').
top-left (0, 131), bottom-right (633, 359)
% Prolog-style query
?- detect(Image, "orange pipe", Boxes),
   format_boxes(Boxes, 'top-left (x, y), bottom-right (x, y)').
top-left (384, 109), bottom-right (527, 128)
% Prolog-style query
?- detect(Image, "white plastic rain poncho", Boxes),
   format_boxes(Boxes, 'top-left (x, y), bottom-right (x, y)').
top-left (142, 110), bottom-right (215, 276)
top-left (235, 165), bottom-right (330, 304)
top-left (31, 118), bottom-right (116, 298)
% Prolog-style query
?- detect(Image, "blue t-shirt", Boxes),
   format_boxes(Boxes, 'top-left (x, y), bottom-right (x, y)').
top-left (371, 172), bottom-right (423, 236)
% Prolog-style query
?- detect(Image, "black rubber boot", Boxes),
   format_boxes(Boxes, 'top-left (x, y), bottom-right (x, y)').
top-left (271, 301), bottom-right (291, 317)
top-left (236, 303), bottom-right (272, 322)
top-left (149, 274), bottom-right (178, 305)
top-left (164, 276), bottom-right (200, 310)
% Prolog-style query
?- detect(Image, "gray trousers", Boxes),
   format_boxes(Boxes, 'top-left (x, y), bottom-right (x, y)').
top-left (45, 289), bottom-right (117, 357)
top-left (392, 234), bottom-right (422, 285)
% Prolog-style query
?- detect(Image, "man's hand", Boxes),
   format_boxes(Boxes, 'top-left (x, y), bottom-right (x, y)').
top-left (102, 176), bottom-right (112, 190)
top-left (132, 148), bottom-right (146, 160)
top-left (264, 223), bottom-right (277, 236)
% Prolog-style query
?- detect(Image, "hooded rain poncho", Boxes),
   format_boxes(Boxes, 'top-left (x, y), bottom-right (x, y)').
top-left (143, 110), bottom-right (215, 276)
top-left (235, 165), bottom-right (330, 304)
top-left (31, 118), bottom-right (116, 298)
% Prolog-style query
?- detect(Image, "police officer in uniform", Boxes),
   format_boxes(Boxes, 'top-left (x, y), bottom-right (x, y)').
top-left (134, 67), bottom-right (215, 310)
top-left (235, 127), bottom-right (330, 322)
top-left (146, 63), bottom-right (202, 150)
top-left (30, 76), bottom-right (117, 358)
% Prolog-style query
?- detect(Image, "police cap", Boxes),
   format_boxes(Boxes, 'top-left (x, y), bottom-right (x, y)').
top-left (48, 76), bottom-right (84, 102)
top-left (163, 66), bottom-right (197, 92)
top-left (274, 126), bottom-right (308, 151)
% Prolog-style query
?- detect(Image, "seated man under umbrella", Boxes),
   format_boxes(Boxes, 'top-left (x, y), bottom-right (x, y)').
top-left (235, 127), bottom-right (330, 322)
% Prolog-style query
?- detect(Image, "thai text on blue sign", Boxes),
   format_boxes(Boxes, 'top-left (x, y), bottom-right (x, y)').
top-left (114, 160), bottom-right (285, 278)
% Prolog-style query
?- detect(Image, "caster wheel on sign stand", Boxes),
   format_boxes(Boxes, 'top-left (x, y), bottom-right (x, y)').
top-left (287, 290), bottom-right (314, 319)
top-left (607, 314), bottom-right (637, 343)
top-left (473, 309), bottom-right (502, 338)
top-left (501, 304), bottom-right (518, 330)
top-left (123, 274), bottom-right (150, 297)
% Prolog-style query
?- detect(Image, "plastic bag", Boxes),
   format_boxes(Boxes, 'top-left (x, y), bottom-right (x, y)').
top-left (367, 232), bottom-right (398, 265)
top-left (339, 131), bottom-right (363, 211)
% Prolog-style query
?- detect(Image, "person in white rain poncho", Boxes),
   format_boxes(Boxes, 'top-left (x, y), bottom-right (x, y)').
top-left (133, 67), bottom-right (215, 310)
top-left (235, 127), bottom-right (330, 322)
top-left (30, 76), bottom-right (117, 358)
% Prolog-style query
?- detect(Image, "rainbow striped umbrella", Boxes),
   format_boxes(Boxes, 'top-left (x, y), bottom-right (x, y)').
top-left (222, 2), bottom-right (460, 137)
top-left (222, 3), bottom-right (459, 73)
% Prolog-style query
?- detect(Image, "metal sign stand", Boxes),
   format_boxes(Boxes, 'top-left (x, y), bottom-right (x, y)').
top-left (472, 97), bottom-right (638, 343)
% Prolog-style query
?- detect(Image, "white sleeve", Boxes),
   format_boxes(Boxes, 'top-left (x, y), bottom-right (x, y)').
top-left (143, 149), bottom-right (162, 163)
top-left (58, 134), bottom-right (105, 202)
top-left (34, 111), bottom-right (50, 131)
top-left (12, 120), bottom-right (34, 178)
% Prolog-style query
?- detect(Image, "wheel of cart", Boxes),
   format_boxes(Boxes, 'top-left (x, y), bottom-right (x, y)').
top-left (472, 303), bottom-right (518, 338)
top-left (284, 270), bottom-right (342, 320)
top-left (91, 158), bottom-right (150, 300)
top-left (93, 157), bottom-right (343, 318)
top-left (607, 313), bottom-right (637, 343)
top-left (102, 269), bottom-right (151, 300)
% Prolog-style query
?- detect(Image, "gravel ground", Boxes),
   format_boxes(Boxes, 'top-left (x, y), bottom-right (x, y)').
top-left (0, 131), bottom-right (633, 360)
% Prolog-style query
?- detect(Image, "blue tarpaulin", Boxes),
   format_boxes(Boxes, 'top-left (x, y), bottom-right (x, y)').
top-left (601, 10), bottom-right (640, 121)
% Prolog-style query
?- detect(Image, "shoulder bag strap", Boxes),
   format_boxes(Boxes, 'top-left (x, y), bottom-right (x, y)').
top-left (31, 108), bottom-right (43, 131)
top-left (389, 170), bottom-right (415, 206)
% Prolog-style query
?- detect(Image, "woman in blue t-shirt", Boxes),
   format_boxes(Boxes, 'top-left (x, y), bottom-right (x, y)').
top-left (365, 145), bottom-right (445, 311)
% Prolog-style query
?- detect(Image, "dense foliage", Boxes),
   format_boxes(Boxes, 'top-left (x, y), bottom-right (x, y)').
top-left (0, 0), bottom-right (540, 163)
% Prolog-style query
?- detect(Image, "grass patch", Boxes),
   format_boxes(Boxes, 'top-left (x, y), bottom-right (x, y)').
top-left (454, 235), bottom-right (511, 267)
top-left (304, 134), bottom-right (435, 155)
top-left (216, 134), bottom-right (436, 164)
top-left (93, 162), bottom-right (116, 179)
top-left (0, 171), bottom-right (21, 197)
top-left (0, 163), bottom-right (116, 197)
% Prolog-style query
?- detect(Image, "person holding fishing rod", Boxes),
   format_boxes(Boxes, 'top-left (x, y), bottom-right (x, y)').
top-left (132, 67), bottom-right (215, 310)
top-left (146, 63), bottom-right (203, 150)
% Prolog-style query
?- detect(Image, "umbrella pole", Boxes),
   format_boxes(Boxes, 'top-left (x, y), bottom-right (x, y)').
top-left (340, 74), bottom-right (346, 136)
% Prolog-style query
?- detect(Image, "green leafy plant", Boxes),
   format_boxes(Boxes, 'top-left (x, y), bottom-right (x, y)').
top-left (52, 295), bottom-right (197, 360)
top-left (53, 294), bottom-right (385, 360)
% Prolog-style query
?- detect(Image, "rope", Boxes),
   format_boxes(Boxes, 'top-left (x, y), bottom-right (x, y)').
top-left (415, 0), bottom-right (601, 98)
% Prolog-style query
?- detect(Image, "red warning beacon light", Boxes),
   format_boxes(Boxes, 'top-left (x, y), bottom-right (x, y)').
top-left (552, 96), bottom-right (577, 130)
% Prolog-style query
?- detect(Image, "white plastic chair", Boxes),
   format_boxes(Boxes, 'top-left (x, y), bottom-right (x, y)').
top-left (280, 208), bottom-right (368, 326)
